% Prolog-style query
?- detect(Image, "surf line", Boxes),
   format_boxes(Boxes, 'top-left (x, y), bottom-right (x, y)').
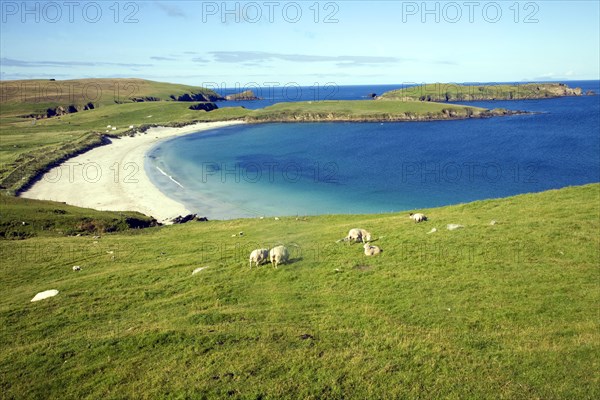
top-left (156, 166), bottom-right (184, 189)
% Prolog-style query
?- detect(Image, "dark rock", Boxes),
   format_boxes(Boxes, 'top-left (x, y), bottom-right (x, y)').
top-left (171, 214), bottom-right (209, 224)
top-left (130, 96), bottom-right (160, 102)
top-left (174, 92), bottom-right (225, 102)
top-left (367, 93), bottom-right (377, 99)
top-left (189, 102), bottom-right (218, 112)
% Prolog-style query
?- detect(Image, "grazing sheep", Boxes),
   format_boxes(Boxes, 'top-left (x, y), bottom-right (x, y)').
top-left (72, 265), bottom-right (81, 271)
top-left (249, 248), bottom-right (269, 268)
top-left (363, 243), bottom-right (382, 256)
top-left (269, 245), bottom-right (289, 268)
top-left (345, 228), bottom-right (373, 243)
top-left (409, 213), bottom-right (428, 223)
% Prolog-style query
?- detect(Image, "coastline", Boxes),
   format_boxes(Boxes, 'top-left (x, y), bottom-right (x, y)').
top-left (20, 120), bottom-right (246, 223)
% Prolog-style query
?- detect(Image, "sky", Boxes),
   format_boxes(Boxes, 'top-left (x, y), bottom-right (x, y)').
top-left (1, 0), bottom-right (599, 86)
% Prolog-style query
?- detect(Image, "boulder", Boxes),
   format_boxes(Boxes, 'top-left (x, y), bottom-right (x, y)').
top-left (189, 102), bottom-right (219, 112)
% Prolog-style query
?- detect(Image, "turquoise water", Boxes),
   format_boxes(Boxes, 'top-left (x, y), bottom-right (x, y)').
top-left (146, 82), bottom-right (600, 219)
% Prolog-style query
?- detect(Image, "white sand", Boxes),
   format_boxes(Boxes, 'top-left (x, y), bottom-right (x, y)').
top-left (21, 121), bottom-right (245, 223)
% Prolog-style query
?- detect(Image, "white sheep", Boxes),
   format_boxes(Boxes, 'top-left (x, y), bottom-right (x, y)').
top-left (363, 243), bottom-right (382, 256)
top-left (249, 248), bottom-right (269, 268)
top-left (344, 228), bottom-right (373, 243)
top-left (269, 245), bottom-right (289, 268)
top-left (409, 213), bottom-right (428, 223)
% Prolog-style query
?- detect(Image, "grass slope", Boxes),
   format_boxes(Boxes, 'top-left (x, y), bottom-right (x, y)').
top-left (379, 82), bottom-right (584, 102)
top-left (0, 195), bottom-right (157, 239)
top-left (1, 184), bottom-right (598, 399)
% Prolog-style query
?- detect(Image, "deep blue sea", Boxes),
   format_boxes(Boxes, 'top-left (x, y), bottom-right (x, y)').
top-left (147, 80), bottom-right (600, 219)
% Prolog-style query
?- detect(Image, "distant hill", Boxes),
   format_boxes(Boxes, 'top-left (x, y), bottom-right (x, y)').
top-left (0, 78), bottom-right (224, 118)
top-left (379, 82), bottom-right (586, 102)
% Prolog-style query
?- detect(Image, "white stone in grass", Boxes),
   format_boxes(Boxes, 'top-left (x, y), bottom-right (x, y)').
top-left (446, 224), bottom-right (464, 231)
top-left (31, 290), bottom-right (59, 302)
top-left (490, 220), bottom-right (497, 225)
top-left (192, 267), bottom-right (208, 275)
top-left (427, 228), bottom-right (437, 234)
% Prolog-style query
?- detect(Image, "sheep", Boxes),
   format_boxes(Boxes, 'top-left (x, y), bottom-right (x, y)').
top-left (249, 248), bottom-right (269, 268)
top-left (363, 243), bottom-right (382, 256)
top-left (269, 245), bottom-right (289, 268)
top-left (344, 228), bottom-right (373, 243)
top-left (409, 213), bottom-right (428, 223)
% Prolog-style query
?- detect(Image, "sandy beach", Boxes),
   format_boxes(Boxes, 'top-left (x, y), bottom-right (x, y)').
top-left (21, 120), bottom-right (246, 223)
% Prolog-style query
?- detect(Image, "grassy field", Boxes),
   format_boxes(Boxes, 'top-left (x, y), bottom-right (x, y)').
top-left (247, 100), bottom-right (491, 122)
top-left (0, 183), bottom-right (598, 398)
top-left (379, 82), bottom-right (584, 102)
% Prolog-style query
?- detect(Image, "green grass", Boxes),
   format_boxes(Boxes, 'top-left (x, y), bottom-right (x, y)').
top-left (0, 195), bottom-right (157, 239)
top-left (248, 100), bottom-right (489, 122)
top-left (379, 82), bottom-right (584, 102)
top-left (1, 184), bottom-right (598, 399)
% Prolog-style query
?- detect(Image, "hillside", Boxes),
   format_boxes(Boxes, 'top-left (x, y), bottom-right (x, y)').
top-left (0, 78), bottom-right (224, 115)
top-left (0, 183), bottom-right (598, 398)
top-left (379, 82), bottom-right (585, 102)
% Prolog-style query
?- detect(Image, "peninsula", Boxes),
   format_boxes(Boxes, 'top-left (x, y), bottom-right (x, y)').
top-left (378, 82), bottom-right (588, 102)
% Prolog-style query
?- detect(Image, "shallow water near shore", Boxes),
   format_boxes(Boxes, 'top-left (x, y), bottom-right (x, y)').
top-left (146, 81), bottom-right (600, 219)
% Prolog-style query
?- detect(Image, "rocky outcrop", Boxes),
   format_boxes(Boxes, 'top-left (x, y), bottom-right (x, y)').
top-left (225, 90), bottom-right (261, 101)
top-left (170, 214), bottom-right (209, 224)
top-left (22, 102), bottom-right (95, 119)
top-left (189, 102), bottom-right (219, 112)
top-left (131, 96), bottom-right (161, 102)
top-left (170, 92), bottom-right (225, 102)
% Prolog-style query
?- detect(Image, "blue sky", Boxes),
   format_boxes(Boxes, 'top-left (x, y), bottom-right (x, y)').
top-left (1, 0), bottom-right (599, 86)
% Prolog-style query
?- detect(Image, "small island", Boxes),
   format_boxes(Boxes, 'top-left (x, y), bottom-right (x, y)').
top-left (224, 90), bottom-right (261, 101)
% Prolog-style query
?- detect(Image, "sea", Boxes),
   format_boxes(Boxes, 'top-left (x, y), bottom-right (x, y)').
top-left (146, 80), bottom-right (600, 219)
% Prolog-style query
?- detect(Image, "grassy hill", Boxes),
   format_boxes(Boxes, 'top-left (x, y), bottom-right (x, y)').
top-left (0, 78), bottom-right (224, 114)
top-left (379, 82), bottom-right (584, 102)
top-left (0, 183), bottom-right (598, 398)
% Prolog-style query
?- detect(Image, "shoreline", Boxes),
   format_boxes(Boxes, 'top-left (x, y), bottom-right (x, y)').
top-left (20, 120), bottom-right (246, 223)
